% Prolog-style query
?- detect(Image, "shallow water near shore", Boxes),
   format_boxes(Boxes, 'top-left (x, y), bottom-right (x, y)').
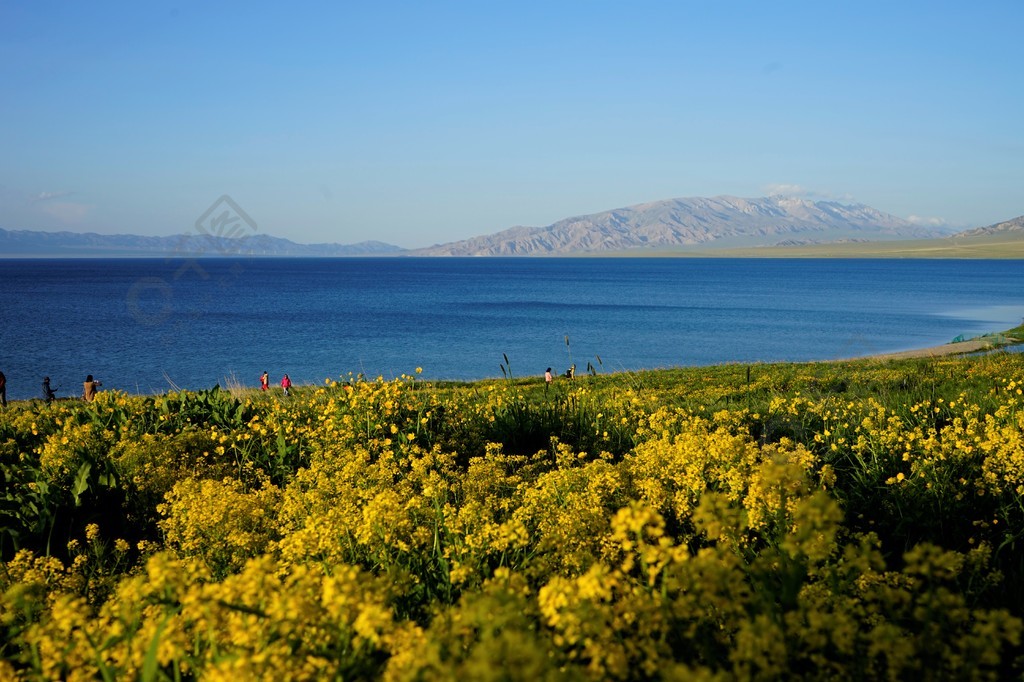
top-left (2, 257), bottom-right (1022, 400)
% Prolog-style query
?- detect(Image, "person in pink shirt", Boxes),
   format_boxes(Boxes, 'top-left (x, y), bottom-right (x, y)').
top-left (281, 374), bottom-right (292, 397)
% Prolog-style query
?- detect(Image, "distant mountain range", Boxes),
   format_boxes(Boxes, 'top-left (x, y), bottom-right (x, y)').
top-left (0, 228), bottom-right (402, 257)
top-left (953, 215), bottom-right (1024, 238)
top-left (411, 195), bottom-right (955, 256)
top-left (2, 196), bottom-right (1020, 258)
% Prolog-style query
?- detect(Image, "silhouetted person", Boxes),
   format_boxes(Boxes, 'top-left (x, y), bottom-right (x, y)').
top-left (0, 370), bottom-right (6, 407)
top-left (83, 375), bottom-right (102, 402)
top-left (42, 376), bottom-right (57, 402)
top-left (565, 364), bottom-right (576, 380)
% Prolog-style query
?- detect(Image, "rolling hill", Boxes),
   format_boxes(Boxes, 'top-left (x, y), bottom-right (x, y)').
top-left (4, 200), bottom-right (1020, 259)
top-left (411, 195), bottom-right (953, 256)
top-left (0, 228), bottom-right (402, 258)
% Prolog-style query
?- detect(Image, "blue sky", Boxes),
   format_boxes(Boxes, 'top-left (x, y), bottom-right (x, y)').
top-left (1, 1), bottom-right (1021, 248)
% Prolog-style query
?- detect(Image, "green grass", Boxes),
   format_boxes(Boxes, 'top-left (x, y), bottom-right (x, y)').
top-left (580, 231), bottom-right (1024, 258)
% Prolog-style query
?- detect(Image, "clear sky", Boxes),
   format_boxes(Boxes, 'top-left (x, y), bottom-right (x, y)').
top-left (2, 1), bottom-right (1022, 248)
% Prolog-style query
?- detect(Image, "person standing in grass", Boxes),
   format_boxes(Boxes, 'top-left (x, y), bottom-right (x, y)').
top-left (83, 374), bottom-right (102, 402)
top-left (281, 373), bottom-right (292, 397)
top-left (0, 370), bottom-right (6, 407)
top-left (42, 376), bottom-right (58, 402)
top-left (261, 371), bottom-right (270, 391)
top-left (545, 367), bottom-right (553, 394)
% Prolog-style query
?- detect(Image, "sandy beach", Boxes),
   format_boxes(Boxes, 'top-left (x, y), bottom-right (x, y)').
top-left (861, 335), bottom-right (1023, 361)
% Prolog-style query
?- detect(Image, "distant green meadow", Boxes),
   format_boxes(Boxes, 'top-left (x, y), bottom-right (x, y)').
top-left (590, 231), bottom-right (1024, 258)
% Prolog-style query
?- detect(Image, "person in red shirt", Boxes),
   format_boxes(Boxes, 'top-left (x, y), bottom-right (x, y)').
top-left (260, 371), bottom-right (269, 391)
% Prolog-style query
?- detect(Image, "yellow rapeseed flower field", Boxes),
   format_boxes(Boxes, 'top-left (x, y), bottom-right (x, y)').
top-left (2, 353), bottom-right (1024, 679)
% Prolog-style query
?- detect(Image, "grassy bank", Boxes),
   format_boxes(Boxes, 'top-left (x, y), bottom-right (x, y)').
top-left (3, 354), bottom-right (1024, 679)
top-left (592, 231), bottom-right (1024, 258)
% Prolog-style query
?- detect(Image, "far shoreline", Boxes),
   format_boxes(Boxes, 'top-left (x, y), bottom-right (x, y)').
top-left (4, 325), bottom-right (1023, 405)
top-left (848, 325), bottom-right (1024, 362)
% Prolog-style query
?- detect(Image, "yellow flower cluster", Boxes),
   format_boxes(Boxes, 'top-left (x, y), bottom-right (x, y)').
top-left (2, 354), bottom-right (1024, 678)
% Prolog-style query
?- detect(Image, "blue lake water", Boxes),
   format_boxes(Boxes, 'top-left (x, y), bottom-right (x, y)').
top-left (1, 257), bottom-right (1022, 400)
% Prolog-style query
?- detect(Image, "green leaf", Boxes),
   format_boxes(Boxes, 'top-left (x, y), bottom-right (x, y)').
top-left (71, 462), bottom-right (92, 506)
top-left (141, 616), bottom-right (170, 682)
